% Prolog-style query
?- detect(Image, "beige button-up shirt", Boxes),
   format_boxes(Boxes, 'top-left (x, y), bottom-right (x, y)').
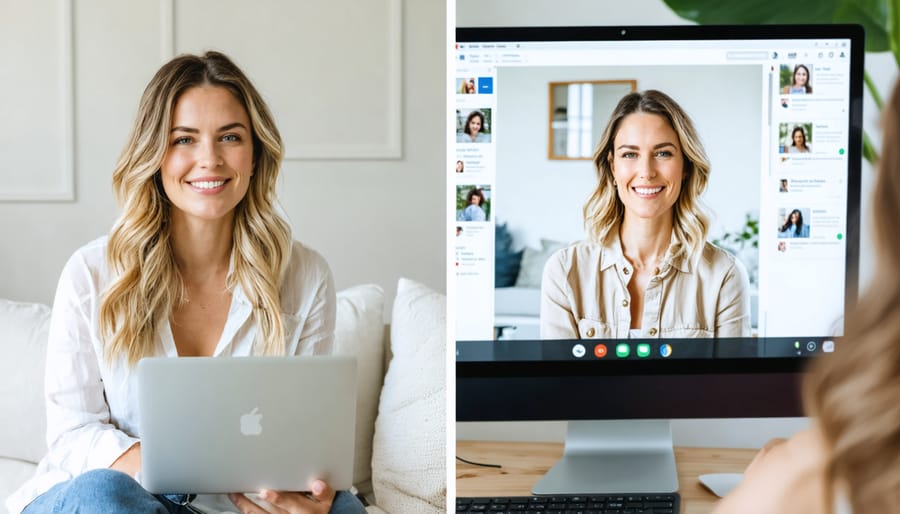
top-left (541, 234), bottom-right (751, 339)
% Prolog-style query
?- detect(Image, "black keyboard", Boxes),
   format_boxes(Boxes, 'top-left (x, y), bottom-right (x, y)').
top-left (456, 493), bottom-right (680, 514)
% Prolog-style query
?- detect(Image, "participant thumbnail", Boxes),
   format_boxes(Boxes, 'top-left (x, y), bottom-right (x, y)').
top-left (780, 63), bottom-right (813, 94)
top-left (779, 123), bottom-right (813, 154)
top-left (456, 185), bottom-right (492, 222)
top-left (457, 77), bottom-right (476, 94)
top-left (777, 207), bottom-right (811, 238)
top-left (457, 108), bottom-right (492, 143)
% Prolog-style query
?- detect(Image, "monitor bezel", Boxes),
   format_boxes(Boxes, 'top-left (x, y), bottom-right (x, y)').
top-left (455, 23), bottom-right (865, 421)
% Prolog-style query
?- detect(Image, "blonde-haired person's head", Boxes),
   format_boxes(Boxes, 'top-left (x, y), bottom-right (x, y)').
top-left (584, 89), bottom-right (711, 259)
top-left (101, 51), bottom-right (292, 366)
top-left (804, 82), bottom-right (900, 512)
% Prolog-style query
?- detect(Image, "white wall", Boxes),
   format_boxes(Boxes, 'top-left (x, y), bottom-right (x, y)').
top-left (0, 0), bottom-right (446, 317)
top-left (456, 0), bottom-right (897, 448)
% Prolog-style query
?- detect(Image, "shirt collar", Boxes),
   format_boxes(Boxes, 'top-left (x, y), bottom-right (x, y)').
top-left (599, 230), bottom-right (692, 274)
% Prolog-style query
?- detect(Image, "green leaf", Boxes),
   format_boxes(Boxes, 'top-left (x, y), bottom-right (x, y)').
top-left (892, 0), bottom-right (900, 68)
top-left (662, 0), bottom-right (840, 25)
top-left (863, 130), bottom-right (880, 165)
top-left (834, 0), bottom-right (890, 52)
top-left (865, 70), bottom-right (885, 110)
top-left (663, 0), bottom-right (891, 55)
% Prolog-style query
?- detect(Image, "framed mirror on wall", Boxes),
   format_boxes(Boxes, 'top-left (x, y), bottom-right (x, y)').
top-left (548, 80), bottom-right (637, 160)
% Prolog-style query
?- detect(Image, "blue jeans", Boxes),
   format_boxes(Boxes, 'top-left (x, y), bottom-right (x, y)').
top-left (23, 469), bottom-right (368, 513)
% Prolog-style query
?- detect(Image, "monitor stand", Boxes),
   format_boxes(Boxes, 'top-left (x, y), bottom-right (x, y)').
top-left (532, 420), bottom-right (679, 495)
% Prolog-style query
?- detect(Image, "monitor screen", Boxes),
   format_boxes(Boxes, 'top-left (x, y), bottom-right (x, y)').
top-left (454, 25), bottom-right (864, 423)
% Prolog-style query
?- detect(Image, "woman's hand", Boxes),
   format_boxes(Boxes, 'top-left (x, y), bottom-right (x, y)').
top-left (712, 429), bottom-right (826, 514)
top-left (228, 480), bottom-right (336, 514)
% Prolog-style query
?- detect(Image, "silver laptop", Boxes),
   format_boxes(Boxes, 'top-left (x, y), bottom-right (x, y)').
top-left (137, 355), bottom-right (356, 494)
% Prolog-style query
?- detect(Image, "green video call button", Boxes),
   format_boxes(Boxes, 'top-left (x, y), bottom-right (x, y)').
top-left (637, 343), bottom-right (651, 358)
top-left (615, 343), bottom-right (630, 358)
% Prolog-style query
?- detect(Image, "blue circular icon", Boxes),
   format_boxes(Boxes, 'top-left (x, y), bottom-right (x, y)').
top-left (659, 344), bottom-right (673, 358)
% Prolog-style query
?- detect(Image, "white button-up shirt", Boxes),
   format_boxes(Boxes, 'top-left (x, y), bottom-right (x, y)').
top-left (7, 237), bottom-right (335, 514)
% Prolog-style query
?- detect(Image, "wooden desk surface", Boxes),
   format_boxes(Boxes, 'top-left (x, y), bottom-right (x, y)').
top-left (456, 440), bottom-right (756, 514)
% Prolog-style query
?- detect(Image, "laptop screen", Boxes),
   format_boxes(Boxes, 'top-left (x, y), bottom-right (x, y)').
top-left (454, 25), bottom-right (863, 363)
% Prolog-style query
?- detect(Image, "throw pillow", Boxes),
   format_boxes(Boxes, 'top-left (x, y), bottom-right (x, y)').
top-left (332, 285), bottom-right (386, 491)
top-left (371, 278), bottom-right (446, 514)
top-left (515, 239), bottom-right (568, 288)
top-left (494, 223), bottom-right (523, 287)
top-left (0, 299), bottom-right (51, 464)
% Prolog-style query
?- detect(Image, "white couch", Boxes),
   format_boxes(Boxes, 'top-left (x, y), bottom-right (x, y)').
top-left (0, 278), bottom-right (446, 514)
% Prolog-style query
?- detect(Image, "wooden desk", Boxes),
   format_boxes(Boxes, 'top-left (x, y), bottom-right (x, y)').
top-left (456, 441), bottom-right (756, 514)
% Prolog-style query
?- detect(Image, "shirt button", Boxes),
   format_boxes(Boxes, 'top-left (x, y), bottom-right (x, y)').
top-left (621, 299), bottom-right (629, 307)
top-left (586, 327), bottom-right (595, 337)
top-left (649, 327), bottom-right (658, 336)
top-left (623, 268), bottom-right (630, 275)
top-left (654, 267), bottom-right (660, 275)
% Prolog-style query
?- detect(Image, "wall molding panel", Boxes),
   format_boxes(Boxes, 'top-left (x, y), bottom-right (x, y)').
top-left (161, 0), bottom-right (403, 161)
top-left (0, 0), bottom-right (75, 201)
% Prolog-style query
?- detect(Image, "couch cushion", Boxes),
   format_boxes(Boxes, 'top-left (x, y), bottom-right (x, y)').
top-left (515, 239), bottom-right (568, 288)
top-left (332, 285), bottom-right (385, 490)
top-left (371, 279), bottom-right (446, 513)
top-left (0, 458), bottom-right (37, 514)
top-left (0, 300), bottom-right (50, 465)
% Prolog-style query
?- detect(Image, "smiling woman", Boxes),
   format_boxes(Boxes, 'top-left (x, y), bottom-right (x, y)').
top-left (6, 51), bottom-right (367, 514)
top-left (540, 89), bottom-right (751, 340)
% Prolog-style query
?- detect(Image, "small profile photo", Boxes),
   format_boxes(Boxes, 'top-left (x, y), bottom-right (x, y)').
top-left (779, 178), bottom-right (789, 193)
top-left (457, 77), bottom-right (476, 94)
top-left (456, 185), bottom-right (491, 222)
top-left (777, 207), bottom-right (811, 239)
top-left (456, 226), bottom-right (463, 237)
top-left (455, 160), bottom-right (465, 174)
top-left (781, 63), bottom-right (812, 94)
top-left (778, 241), bottom-right (787, 252)
top-left (457, 108), bottom-right (492, 144)
top-left (778, 123), bottom-right (812, 154)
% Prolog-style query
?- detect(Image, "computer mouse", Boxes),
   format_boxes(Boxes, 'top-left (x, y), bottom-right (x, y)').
top-left (698, 473), bottom-right (743, 498)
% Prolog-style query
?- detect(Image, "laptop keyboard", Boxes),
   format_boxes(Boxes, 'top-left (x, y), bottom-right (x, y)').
top-left (456, 493), bottom-right (680, 513)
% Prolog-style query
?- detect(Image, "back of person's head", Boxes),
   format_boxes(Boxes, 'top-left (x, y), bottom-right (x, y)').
top-left (805, 80), bottom-right (900, 512)
top-left (585, 89), bottom-right (710, 258)
top-left (102, 51), bottom-right (292, 366)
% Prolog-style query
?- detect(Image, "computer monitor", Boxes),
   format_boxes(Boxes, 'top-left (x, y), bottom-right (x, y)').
top-left (454, 24), bottom-right (864, 494)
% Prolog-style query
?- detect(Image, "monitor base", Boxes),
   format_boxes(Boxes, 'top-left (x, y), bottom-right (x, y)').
top-left (532, 420), bottom-right (678, 495)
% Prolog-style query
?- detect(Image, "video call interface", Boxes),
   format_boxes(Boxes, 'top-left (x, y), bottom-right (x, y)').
top-left (454, 35), bottom-right (856, 363)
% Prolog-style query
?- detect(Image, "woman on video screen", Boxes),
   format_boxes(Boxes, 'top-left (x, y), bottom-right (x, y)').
top-left (457, 110), bottom-right (490, 143)
top-left (541, 90), bottom-right (751, 340)
top-left (779, 208), bottom-right (810, 238)
top-left (782, 64), bottom-right (812, 94)
top-left (460, 187), bottom-right (487, 222)
top-left (788, 126), bottom-right (812, 153)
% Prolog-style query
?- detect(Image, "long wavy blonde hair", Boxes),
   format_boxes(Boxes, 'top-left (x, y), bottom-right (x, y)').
top-left (99, 51), bottom-right (292, 366)
top-left (804, 82), bottom-right (900, 513)
top-left (584, 90), bottom-right (711, 260)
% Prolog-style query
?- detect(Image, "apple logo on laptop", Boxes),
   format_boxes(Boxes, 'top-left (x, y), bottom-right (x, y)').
top-left (240, 407), bottom-right (263, 436)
